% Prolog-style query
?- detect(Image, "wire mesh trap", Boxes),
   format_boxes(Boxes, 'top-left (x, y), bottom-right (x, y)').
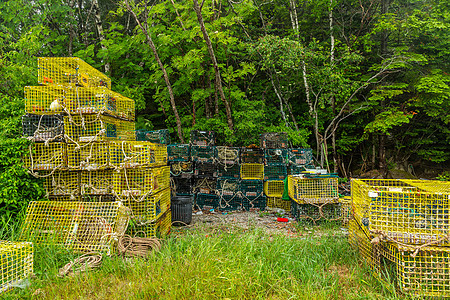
top-left (113, 166), bottom-right (170, 198)
top-left (264, 165), bottom-right (288, 180)
top-left (263, 180), bottom-right (284, 197)
top-left (240, 164), bottom-right (264, 180)
top-left (64, 114), bottom-right (135, 143)
top-left (243, 195), bottom-right (267, 211)
top-left (170, 161), bottom-right (194, 177)
top-left (217, 178), bottom-right (241, 196)
top-left (22, 114), bottom-right (65, 142)
top-left (171, 176), bottom-right (193, 195)
top-left (194, 162), bottom-right (218, 178)
top-left (215, 146), bottom-right (240, 165)
top-left (264, 148), bottom-right (288, 165)
top-left (81, 169), bottom-right (114, 195)
top-left (117, 141), bottom-right (167, 169)
top-left (42, 170), bottom-right (80, 198)
top-left (190, 130), bottom-right (216, 146)
top-left (217, 163), bottom-right (241, 179)
top-left (136, 129), bottom-right (170, 144)
top-left (193, 178), bottom-right (217, 195)
top-left (267, 197), bottom-right (290, 211)
top-left (191, 145), bottom-right (215, 163)
top-left (240, 180), bottom-right (264, 198)
top-left (240, 147), bottom-right (264, 164)
top-left (24, 142), bottom-right (67, 171)
top-left (125, 187), bottom-right (171, 227)
top-left (20, 201), bottom-right (130, 253)
top-left (0, 241), bottom-right (33, 294)
top-left (195, 193), bottom-right (219, 210)
top-left (167, 144), bottom-right (190, 162)
top-left (38, 57), bottom-right (111, 89)
top-left (287, 148), bottom-right (313, 165)
top-left (218, 194), bottom-right (243, 211)
top-left (260, 132), bottom-right (289, 149)
top-left (291, 201), bottom-right (342, 223)
top-left (288, 175), bottom-right (339, 204)
top-left (67, 142), bottom-right (111, 170)
top-left (352, 179), bottom-right (450, 246)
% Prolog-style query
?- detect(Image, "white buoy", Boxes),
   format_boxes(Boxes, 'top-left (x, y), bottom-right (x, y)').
top-left (50, 99), bottom-right (62, 111)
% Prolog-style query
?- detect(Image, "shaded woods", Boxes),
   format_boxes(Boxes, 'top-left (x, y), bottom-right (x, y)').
top-left (0, 0), bottom-right (448, 178)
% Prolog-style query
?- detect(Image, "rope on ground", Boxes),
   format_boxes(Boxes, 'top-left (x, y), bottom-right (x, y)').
top-left (117, 234), bottom-right (162, 257)
top-left (58, 252), bottom-right (103, 277)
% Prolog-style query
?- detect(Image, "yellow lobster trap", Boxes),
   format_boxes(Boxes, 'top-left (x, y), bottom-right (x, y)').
top-left (0, 241), bottom-right (33, 294)
top-left (42, 170), bottom-right (80, 198)
top-left (113, 166), bottom-right (170, 199)
top-left (240, 163), bottom-right (264, 180)
top-left (117, 141), bottom-right (167, 168)
top-left (267, 197), bottom-right (291, 211)
top-left (81, 169), bottom-right (114, 195)
top-left (128, 209), bottom-right (171, 238)
top-left (23, 142), bottom-right (67, 171)
top-left (38, 57), bottom-right (111, 89)
top-left (340, 196), bottom-right (352, 226)
top-left (126, 187), bottom-right (170, 226)
top-left (67, 142), bottom-right (112, 170)
top-left (20, 201), bottom-right (130, 253)
top-left (288, 175), bottom-right (339, 204)
top-left (64, 114), bottom-right (135, 143)
top-left (348, 219), bottom-right (382, 271)
top-left (352, 179), bottom-right (450, 246)
top-left (24, 85), bottom-right (135, 120)
top-left (382, 243), bottom-right (450, 297)
top-left (263, 180), bottom-right (284, 197)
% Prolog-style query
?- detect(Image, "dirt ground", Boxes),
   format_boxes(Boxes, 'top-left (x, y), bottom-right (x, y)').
top-left (171, 208), bottom-right (348, 238)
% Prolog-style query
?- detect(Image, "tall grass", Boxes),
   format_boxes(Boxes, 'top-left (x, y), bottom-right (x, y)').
top-left (2, 223), bottom-right (404, 300)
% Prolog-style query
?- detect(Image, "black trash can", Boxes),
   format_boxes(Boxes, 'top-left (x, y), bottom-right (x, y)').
top-left (171, 195), bottom-right (193, 226)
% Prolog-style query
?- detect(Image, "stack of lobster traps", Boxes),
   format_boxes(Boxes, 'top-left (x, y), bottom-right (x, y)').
top-left (287, 170), bottom-right (340, 223)
top-left (20, 57), bottom-right (171, 254)
top-left (350, 179), bottom-right (450, 297)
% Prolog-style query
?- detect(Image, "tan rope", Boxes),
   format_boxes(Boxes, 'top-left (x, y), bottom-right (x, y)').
top-left (58, 252), bottom-right (103, 277)
top-left (117, 234), bottom-right (161, 257)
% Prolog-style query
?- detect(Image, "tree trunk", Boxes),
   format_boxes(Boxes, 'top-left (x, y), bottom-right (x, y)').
top-left (92, 0), bottom-right (110, 73)
top-left (124, 0), bottom-right (184, 143)
top-left (193, 0), bottom-right (234, 131)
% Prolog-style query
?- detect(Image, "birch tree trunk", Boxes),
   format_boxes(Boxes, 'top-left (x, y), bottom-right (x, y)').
top-left (124, 0), bottom-right (185, 143)
top-left (92, 0), bottom-right (109, 73)
top-left (193, 0), bottom-right (234, 131)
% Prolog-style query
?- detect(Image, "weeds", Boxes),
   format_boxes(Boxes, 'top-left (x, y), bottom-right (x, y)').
top-left (1, 223), bottom-right (407, 300)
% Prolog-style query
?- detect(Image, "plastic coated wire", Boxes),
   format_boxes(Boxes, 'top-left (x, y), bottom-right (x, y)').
top-left (58, 252), bottom-right (103, 277)
top-left (117, 234), bottom-right (161, 257)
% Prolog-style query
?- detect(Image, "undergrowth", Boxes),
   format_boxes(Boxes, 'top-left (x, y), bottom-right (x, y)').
top-left (1, 224), bottom-right (404, 300)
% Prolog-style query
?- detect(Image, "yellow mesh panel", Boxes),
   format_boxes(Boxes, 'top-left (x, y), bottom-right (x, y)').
top-left (266, 197), bottom-right (291, 211)
top-left (352, 179), bottom-right (450, 246)
top-left (263, 180), bottom-right (284, 197)
top-left (288, 176), bottom-right (339, 204)
top-left (42, 170), bottom-right (79, 198)
top-left (20, 201), bottom-right (130, 253)
top-left (0, 241), bottom-right (33, 294)
top-left (38, 57), bottom-right (111, 89)
top-left (240, 163), bottom-right (264, 180)
top-left (23, 142), bottom-right (67, 171)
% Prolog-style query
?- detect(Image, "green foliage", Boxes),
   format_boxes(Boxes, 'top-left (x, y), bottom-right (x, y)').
top-left (0, 95), bottom-right (45, 231)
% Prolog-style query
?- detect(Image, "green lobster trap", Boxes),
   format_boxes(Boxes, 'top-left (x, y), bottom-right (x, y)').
top-left (170, 161), bottom-right (194, 177)
top-left (195, 193), bottom-right (219, 210)
top-left (291, 201), bottom-right (342, 223)
top-left (264, 165), bottom-right (288, 180)
top-left (240, 147), bottom-right (264, 164)
top-left (167, 144), bottom-right (190, 162)
top-left (191, 145), bottom-right (215, 163)
top-left (264, 148), bottom-right (288, 165)
top-left (217, 178), bottom-right (240, 197)
top-left (218, 163), bottom-right (241, 179)
top-left (135, 129), bottom-right (170, 144)
top-left (193, 177), bottom-right (217, 195)
top-left (240, 180), bottom-right (263, 198)
top-left (260, 132), bottom-right (289, 149)
top-left (22, 114), bottom-right (65, 142)
top-left (215, 146), bottom-right (240, 165)
top-left (190, 130), bottom-right (216, 146)
top-left (287, 148), bottom-right (313, 165)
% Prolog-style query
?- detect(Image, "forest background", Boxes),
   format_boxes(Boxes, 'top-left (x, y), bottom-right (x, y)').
top-left (0, 0), bottom-right (448, 225)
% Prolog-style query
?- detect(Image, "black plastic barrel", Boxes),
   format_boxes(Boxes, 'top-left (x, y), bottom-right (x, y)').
top-left (171, 195), bottom-right (193, 226)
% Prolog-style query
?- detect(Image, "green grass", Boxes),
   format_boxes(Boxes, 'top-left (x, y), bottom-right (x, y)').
top-left (1, 223), bottom-right (406, 300)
